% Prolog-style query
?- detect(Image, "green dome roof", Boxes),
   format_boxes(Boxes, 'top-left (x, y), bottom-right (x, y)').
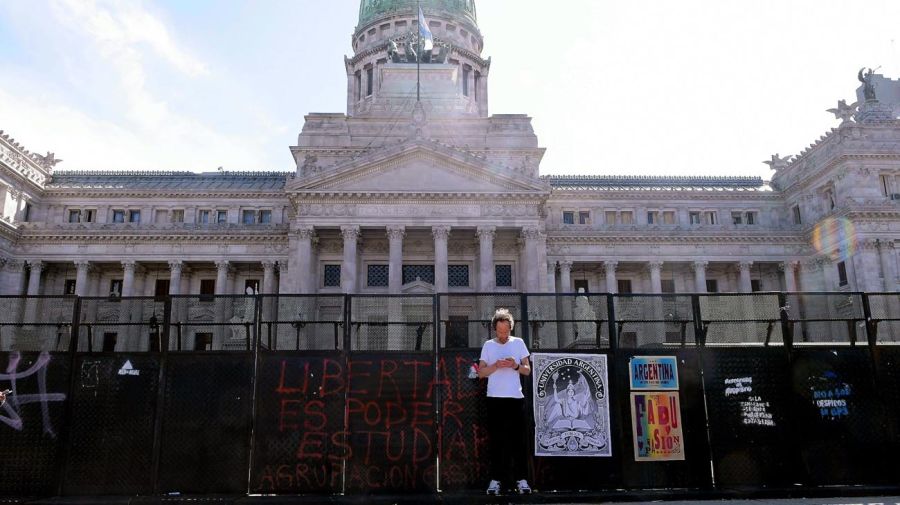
top-left (358, 0), bottom-right (477, 30)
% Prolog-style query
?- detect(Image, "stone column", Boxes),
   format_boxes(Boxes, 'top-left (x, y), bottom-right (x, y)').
top-left (296, 226), bottom-right (316, 294)
top-left (26, 260), bottom-right (43, 296)
top-left (692, 261), bottom-right (708, 293)
top-left (648, 261), bottom-right (663, 294)
top-left (537, 232), bottom-right (550, 292)
top-left (603, 261), bottom-right (618, 294)
top-left (74, 261), bottom-right (91, 297)
top-left (546, 261), bottom-right (557, 294)
top-left (738, 261), bottom-right (753, 293)
top-left (476, 226), bottom-right (496, 292)
top-left (521, 226), bottom-right (541, 292)
top-left (120, 261), bottom-right (136, 297)
top-left (341, 225), bottom-right (360, 294)
top-left (215, 261), bottom-right (230, 295)
top-left (4, 260), bottom-right (26, 296)
top-left (262, 261), bottom-right (277, 295)
top-left (781, 261), bottom-right (798, 292)
top-left (433, 225), bottom-right (451, 293)
top-left (387, 226), bottom-right (405, 294)
top-left (879, 240), bottom-right (897, 291)
top-left (559, 260), bottom-right (573, 293)
top-left (168, 260), bottom-right (183, 295)
top-left (854, 240), bottom-right (883, 292)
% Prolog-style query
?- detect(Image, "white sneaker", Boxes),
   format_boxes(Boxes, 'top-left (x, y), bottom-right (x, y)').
top-left (486, 479), bottom-right (501, 495)
top-left (516, 479), bottom-right (532, 494)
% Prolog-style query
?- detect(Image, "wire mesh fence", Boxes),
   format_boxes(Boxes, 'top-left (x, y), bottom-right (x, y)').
top-left (615, 294), bottom-right (695, 348)
top-left (698, 293), bottom-right (783, 346)
top-left (259, 295), bottom-right (344, 350)
top-left (437, 293), bottom-right (523, 349)
top-left (0, 296), bottom-right (76, 352)
top-left (786, 292), bottom-right (868, 345)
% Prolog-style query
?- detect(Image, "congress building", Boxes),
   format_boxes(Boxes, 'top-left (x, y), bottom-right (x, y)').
top-left (0, 0), bottom-right (898, 351)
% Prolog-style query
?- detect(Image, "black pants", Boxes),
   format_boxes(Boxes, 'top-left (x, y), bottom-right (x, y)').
top-left (486, 397), bottom-right (527, 483)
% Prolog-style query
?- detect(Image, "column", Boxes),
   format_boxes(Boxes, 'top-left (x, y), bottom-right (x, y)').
top-left (522, 226), bottom-right (541, 292)
top-left (4, 260), bottom-right (26, 296)
top-left (121, 261), bottom-right (136, 297)
top-left (738, 261), bottom-right (753, 293)
top-left (215, 261), bottom-right (230, 295)
top-left (879, 240), bottom-right (897, 291)
top-left (476, 226), bottom-right (496, 292)
top-left (559, 260), bottom-right (573, 293)
top-left (387, 225), bottom-right (405, 294)
top-left (433, 225), bottom-right (451, 293)
top-left (168, 260), bottom-right (183, 295)
top-left (546, 261), bottom-right (557, 294)
top-left (25, 260), bottom-right (43, 296)
top-left (781, 261), bottom-right (798, 292)
top-left (692, 261), bottom-right (708, 293)
top-left (341, 225), bottom-right (360, 294)
top-left (648, 261), bottom-right (663, 294)
top-left (262, 261), bottom-right (277, 295)
top-left (537, 232), bottom-right (550, 292)
top-left (296, 226), bottom-right (316, 294)
top-left (74, 261), bottom-right (91, 297)
top-left (604, 261), bottom-right (618, 294)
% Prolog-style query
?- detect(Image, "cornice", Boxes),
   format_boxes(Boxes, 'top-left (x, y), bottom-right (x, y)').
top-left (289, 192), bottom-right (546, 203)
top-left (547, 232), bottom-right (804, 245)
top-left (18, 231), bottom-right (289, 244)
top-left (548, 190), bottom-right (782, 202)
top-left (42, 189), bottom-right (289, 199)
top-left (778, 152), bottom-right (900, 196)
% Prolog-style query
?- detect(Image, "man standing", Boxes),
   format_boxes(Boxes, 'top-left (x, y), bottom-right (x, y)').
top-left (478, 308), bottom-right (532, 495)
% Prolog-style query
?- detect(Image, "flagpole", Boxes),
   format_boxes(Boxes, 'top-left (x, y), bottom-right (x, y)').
top-left (416, 0), bottom-right (421, 102)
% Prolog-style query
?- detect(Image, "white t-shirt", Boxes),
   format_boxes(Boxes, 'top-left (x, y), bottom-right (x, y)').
top-left (479, 336), bottom-right (530, 399)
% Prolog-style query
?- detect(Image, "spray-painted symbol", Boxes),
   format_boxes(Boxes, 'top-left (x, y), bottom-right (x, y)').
top-left (1, 351), bottom-right (67, 437)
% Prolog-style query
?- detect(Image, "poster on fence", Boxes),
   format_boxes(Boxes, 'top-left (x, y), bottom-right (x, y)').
top-left (629, 356), bottom-right (679, 390)
top-left (630, 392), bottom-right (685, 461)
top-left (532, 353), bottom-right (611, 457)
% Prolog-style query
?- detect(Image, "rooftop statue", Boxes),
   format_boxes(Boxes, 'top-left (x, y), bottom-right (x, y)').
top-left (827, 99), bottom-right (858, 125)
top-left (858, 67), bottom-right (878, 102)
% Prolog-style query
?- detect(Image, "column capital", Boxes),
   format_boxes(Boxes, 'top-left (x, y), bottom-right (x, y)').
top-left (778, 260), bottom-right (799, 272)
top-left (121, 260), bottom-right (137, 273)
top-left (341, 225), bottom-right (361, 242)
top-left (691, 260), bottom-right (708, 272)
top-left (168, 259), bottom-right (184, 270)
top-left (547, 260), bottom-right (557, 274)
top-left (878, 238), bottom-right (896, 250)
top-left (602, 260), bottom-right (618, 272)
top-left (74, 260), bottom-right (92, 269)
top-left (858, 238), bottom-right (879, 251)
top-left (559, 259), bottom-right (573, 271)
top-left (738, 261), bottom-right (753, 270)
top-left (386, 225), bottom-right (406, 241)
top-left (262, 260), bottom-right (278, 271)
top-left (296, 226), bottom-right (316, 240)
top-left (27, 260), bottom-right (43, 271)
top-left (476, 225), bottom-right (496, 240)
top-left (647, 260), bottom-right (663, 271)
top-left (215, 260), bottom-right (231, 272)
top-left (277, 260), bottom-right (289, 273)
top-left (520, 225), bottom-right (541, 240)
top-left (431, 225), bottom-right (451, 240)
top-left (4, 259), bottom-right (24, 272)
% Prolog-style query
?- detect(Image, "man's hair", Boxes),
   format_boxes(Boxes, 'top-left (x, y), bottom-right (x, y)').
top-left (491, 308), bottom-right (515, 331)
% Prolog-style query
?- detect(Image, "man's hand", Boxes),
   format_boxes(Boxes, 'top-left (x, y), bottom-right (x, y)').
top-left (496, 357), bottom-right (517, 368)
top-left (0, 390), bottom-right (9, 406)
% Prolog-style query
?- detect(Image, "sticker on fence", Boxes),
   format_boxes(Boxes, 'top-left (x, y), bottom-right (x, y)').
top-left (629, 356), bottom-right (679, 390)
top-left (631, 392), bottom-right (685, 461)
top-left (808, 371), bottom-right (852, 420)
top-left (532, 353), bottom-right (611, 457)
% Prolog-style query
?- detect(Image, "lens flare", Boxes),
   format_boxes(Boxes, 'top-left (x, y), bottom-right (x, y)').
top-left (811, 217), bottom-right (857, 261)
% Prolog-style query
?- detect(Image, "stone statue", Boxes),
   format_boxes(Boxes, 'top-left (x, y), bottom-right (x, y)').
top-left (573, 288), bottom-right (597, 341)
top-left (301, 154), bottom-right (320, 176)
top-left (34, 151), bottom-right (62, 170)
top-left (763, 153), bottom-right (791, 172)
top-left (858, 67), bottom-right (877, 102)
top-left (827, 99), bottom-right (858, 125)
top-left (387, 40), bottom-right (401, 63)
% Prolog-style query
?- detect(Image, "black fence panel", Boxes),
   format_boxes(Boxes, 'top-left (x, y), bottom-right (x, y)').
top-left (62, 354), bottom-right (160, 496)
top-left (250, 352), bottom-right (346, 494)
top-left (436, 349), bottom-right (489, 492)
top-left (0, 351), bottom-right (70, 496)
top-left (616, 349), bottom-right (712, 490)
top-left (529, 350), bottom-right (623, 492)
top-left (156, 353), bottom-right (255, 494)
top-left (702, 347), bottom-right (800, 487)
top-left (868, 346), bottom-right (900, 483)
top-left (345, 353), bottom-right (437, 493)
top-left (789, 348), bottom-right (890, 485)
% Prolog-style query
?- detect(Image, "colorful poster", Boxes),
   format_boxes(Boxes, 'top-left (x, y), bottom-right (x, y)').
top-left (630, 392), bottom-right (685, 461)
top-left (629, 356), bottom-right (679, 390)
top-left (532, 353), bottom-right (611, 457)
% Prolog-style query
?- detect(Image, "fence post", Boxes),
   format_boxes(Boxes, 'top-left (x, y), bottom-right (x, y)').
top-left (691, 294), bottom-right (707, 347)
top-left (162, 296), bottom-right (172, 353)
top-left (606, 294), bottom-right (617, 352)
top-left (246, 292), bottom-right (265, 495)
top-left (862, 292), bottom-right (877, 348)
top-left (150, 296), bottom-right (172, 494)
top-left (778, 292), bottom-right (793, 352)
top-left (433, 293), bottom-right (442, 491)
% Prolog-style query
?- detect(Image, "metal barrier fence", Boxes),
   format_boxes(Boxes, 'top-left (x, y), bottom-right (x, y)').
top-left (1, 291), bottom-right (899, 498)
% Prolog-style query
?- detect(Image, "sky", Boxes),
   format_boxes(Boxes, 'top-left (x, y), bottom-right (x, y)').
top-left (1, 0), bottom-right (899, 180)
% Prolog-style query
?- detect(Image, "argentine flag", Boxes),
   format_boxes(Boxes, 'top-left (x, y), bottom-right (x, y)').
top-left (418, 7), bottom-right (434, 51)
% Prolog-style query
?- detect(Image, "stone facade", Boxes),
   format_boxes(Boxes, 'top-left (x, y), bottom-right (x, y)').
top-left (0, 1), bottom-right (898, 305)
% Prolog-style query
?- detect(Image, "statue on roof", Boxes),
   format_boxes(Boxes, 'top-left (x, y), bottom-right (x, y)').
top-left (858, 67), bottom-right (878, 102)
top-left (763, 154), bottom-right (791, 172)
top-left (827, 99), bottom-right (858, 125)
top-left (34, 151), bottom-right (63, 170)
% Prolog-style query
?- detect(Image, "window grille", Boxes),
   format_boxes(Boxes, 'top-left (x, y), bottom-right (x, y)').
top-left (324, 265), bottom-right (342, 287)
top-left (495, 265), bottom-right (512, 287)
top-left (367, 264), bottom-right (389, 287)
top-left (403, 265), bottom-right (434, 284)
top-left (448, 265), bottom-right (469, 287)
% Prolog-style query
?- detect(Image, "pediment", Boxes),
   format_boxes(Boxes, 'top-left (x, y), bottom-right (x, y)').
top-left (292, 140), bottom-right (548, 194)
top-left (402, 279), bottom-right (435, 294)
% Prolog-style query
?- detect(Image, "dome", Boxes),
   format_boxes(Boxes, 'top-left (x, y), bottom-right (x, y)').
top-left (358, 0), bottom-right (478, 31)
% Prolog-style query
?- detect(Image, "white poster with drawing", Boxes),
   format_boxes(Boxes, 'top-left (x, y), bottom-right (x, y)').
top-left (532, 353), bottom-right (612, 457)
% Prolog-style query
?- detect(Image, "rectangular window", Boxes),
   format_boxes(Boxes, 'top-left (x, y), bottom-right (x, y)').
top-left (562, 211), bottom-right (575, 224)
top-left (259, 210), bottom-right (272, 224)
top-left (68, 210), bottom-right (81, 223)
top-left (216, 210), bottom-right (227, 224)
top-left (154, 279), bottom-right (170, 300)
top-left (198, 210), bottom-right (210, 224)
top-left (129, 210), bottom-right (141, 223)
top-left (751, 279), bottom-right (762, 292)
top-left (792, 205), bottom-right (802, 225)
top-left (23, 203), bottom-right (31, 222)
top-left (109, 279), bottom-right (123, 297)
top-left (448, 265), bottom-right (469, 288)
top-left (621, 211), bottom-right (633, 224)
top-left (199, 279), bottom-right (216, 301)
top-left (578, 211), bottom-right (590, 225)
top-left (324, 265), bottom-right (342, 287)
top-left (837, 261), bottom-right (848, 287)
top-left (647, 211), bottom-right (657, 225)
top-left (746, 212), bottom-right (756, 225)
top-left (731, 212), bottom-right (743, 225)
top-left (706, 279), bottom-right (719, 293)
top-left (881, 175), bottom-right (890, 196)
top-left (402, 265), bottom-right (435, 285)
top-left (662, 211), bottom-right (676, 224)
top-left (366, 67), bottom-right (373, 96)
top-left (64, 279), bottom-right (77, 295)
top-left (474, 71), bottom-right (480, 102)
top-left (367, 264), bottom-right (389, 287)
top-left (705, 211), bottom-right (718, 225)
top-left (689, 211), bottom-right (701, 224)
top-left (495, 265), bottom-right (513, 288)
top-left (242, 210), bottom-right (256, 224)
top-left (605, 211), bottom-right (617, 225)
top-left (462, 67), bottom-right (470, 96)
top-left (84, 209), bottom-right (95, 222)
top-left (617, 279), bottom-right (633, 294)
top-left (661, 279), bottom-right (676, 293)
top-left (355, 71), bottom-right (362, 101)
top-left (112, 210), bottom-right (126, 223)
top-left (171, 209), bottom-right (184, 223)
